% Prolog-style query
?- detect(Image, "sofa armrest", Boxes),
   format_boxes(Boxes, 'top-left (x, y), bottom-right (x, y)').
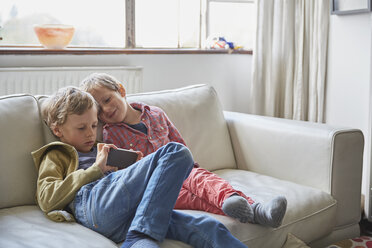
top-left (224, 111), bottom-right (364, 226)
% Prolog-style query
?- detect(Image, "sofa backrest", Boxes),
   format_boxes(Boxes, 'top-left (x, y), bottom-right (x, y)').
top-left (0, 95), bottom-right (44, 208)
top-left (36, 96), bottom-right (60, 145)
top-left (0, 84), bottom-right (237, 209)
top-left (126, 84), bottom-right (237, 172)
top-left (39, 84), bottom-right (237, 172)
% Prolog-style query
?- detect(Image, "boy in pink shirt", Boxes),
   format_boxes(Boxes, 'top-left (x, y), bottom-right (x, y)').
top-left (81, 73), bottom-right (287, 227)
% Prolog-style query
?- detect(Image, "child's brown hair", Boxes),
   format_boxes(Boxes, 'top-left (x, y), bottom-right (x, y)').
top-left (80, 73), bottom-right (126, 95)
top-left (42, 86), bottom-right (98, 130)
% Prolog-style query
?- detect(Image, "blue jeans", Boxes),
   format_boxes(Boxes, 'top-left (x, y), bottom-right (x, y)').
top-left (73, 142), bottom-right (247, 248)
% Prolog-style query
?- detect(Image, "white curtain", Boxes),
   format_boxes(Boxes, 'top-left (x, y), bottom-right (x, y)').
top-left (249, 0), bottom-right (329, 122)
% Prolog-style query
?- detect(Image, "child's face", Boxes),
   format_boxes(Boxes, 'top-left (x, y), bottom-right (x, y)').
top-left (90, 86), bottom-right (128, 124)
top-left (53, 106), bottom-right (98, 153)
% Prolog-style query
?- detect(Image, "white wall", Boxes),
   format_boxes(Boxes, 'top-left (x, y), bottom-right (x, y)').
top-left (326, 13), bottom-right (372, 218)
top-left (0, 54), bottom-right (253, 113)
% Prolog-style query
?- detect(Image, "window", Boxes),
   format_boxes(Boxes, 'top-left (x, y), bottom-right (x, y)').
top-left (0, 0), bottom-right (255, 50)
top-left (0, 0), bottom-right (126, 48)
top-left (135, 0), bottom-right (201, 48)
top-left (207, 0), bottom-right (256, 50)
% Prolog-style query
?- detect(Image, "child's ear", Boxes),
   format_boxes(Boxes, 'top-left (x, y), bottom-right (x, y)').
top-left (52, 125), bottom-right (63, 138)
top-left (119, 84), bottom-right (126, 97)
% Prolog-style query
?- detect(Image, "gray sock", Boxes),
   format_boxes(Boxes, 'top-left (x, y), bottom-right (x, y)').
top-left (252, 196), bottom-right (287, 228)
top-left (222, 195), bottom-right (254, 223)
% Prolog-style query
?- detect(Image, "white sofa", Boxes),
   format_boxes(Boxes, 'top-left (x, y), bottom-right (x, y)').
top-left (0, 84), bottom-right (364, 248)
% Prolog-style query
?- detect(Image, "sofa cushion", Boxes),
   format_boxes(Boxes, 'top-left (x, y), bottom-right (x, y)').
top-left (127, 84), bottom-right (237, 171)
top-left (156, 169), bottom-right (336, 248)
top-left (209, 169), bottom-right (337, 248)
top-left (0, 168), bottom-right (336, 248)
top-left (0, 95), bottom-right (43, 208)
top-left (0, 206), bottom-right (117, 248)
top-left (37, 85), bottom-right (237, 171)
top-left (281, 233), bottom-right (310, 248)
top-left (35, 96), bottom-right (60, 144)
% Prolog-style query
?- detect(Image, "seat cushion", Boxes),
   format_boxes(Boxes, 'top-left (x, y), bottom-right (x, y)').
top-left (0, 168), bottom-right (337, 248)
top-left (0, 206), bottom-right (117, 248)
top-left (0, 205), bottom-right (193, 248)
top-left (208, 169), bottom-right (337, 248)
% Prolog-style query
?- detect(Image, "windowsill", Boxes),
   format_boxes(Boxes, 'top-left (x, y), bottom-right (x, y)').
top-left (0, 47), bottom-right (252, 55)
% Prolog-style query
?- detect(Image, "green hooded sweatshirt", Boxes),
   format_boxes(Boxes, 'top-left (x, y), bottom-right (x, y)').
top-left (32, 141), bottom-right (103, 222)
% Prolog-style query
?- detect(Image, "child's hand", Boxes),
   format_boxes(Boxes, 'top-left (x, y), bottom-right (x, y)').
top-left (96, 143), bottom-right (118, 173)
top-left (135, 151), bottom-right (144, 161)
top-left (128, 149), bottom-right (143, 161)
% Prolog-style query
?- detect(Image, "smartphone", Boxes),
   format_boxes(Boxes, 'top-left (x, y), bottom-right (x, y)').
top-left (107, 148), bottom-right (139, 169)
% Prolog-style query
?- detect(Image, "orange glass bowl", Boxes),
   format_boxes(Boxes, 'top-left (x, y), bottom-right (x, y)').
top-left (34, 24), bottom-right (75, 49)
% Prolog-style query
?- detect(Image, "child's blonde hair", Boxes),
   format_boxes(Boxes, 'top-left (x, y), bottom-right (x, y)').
top-left (42, 86), bottom-right (98, 129)
top-left (80, 73), bottom-right (124, 93)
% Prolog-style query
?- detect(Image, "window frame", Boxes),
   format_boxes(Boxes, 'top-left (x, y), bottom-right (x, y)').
top-left (0, 0), bottom-right (254, 54)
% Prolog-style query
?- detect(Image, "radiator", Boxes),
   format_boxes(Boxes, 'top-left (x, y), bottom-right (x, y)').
top-left (0, 66), bottom-right (143, 96)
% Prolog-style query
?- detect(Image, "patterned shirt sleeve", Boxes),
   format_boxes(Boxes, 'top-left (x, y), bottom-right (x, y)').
top-left (103, 125), bottom-right (122, 147)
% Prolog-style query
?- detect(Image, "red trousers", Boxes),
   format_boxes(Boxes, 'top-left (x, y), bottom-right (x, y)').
top-left (174, 167), bottom-right (254, 215)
